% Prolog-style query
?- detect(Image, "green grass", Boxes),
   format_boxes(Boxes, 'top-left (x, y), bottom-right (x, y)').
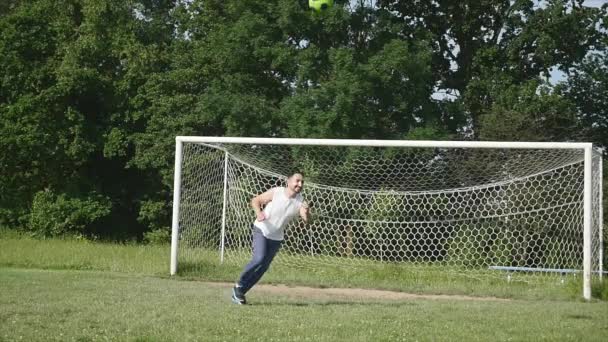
top-left (1, 230), bottom-right (607, 341)
top-left (168, 247), bottom-right (607, 301)
top-left (0, 232), bottom-right (169, 275)
top-left (1, 268), bottom-right (607, 341)
top-left (1, 231), bottom-right (606, 301)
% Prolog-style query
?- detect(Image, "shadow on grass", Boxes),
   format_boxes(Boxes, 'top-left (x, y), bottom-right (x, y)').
top-left (165, 260), bottom-right (240, 282)
top-left (162, 259), bottom-right (607, 302)
top-left (591, 281), bottom-right (608, 300)
top-left (245, 300), bottom-right (419, 307)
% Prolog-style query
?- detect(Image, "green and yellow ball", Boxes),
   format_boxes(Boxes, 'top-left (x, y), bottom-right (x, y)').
top-left (309, 0), bottom-right (334, 12)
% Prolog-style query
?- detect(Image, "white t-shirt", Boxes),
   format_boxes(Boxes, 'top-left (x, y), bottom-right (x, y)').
top-left (253, 187), bottom-right (303, 241)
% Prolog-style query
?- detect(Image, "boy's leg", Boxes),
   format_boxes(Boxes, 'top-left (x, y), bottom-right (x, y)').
top-left (237, 227), bottom-right (267, 289)
top-left (241, 238), bottom-right (282, 294)
top-left (233, 227), bottom-right (266, 304)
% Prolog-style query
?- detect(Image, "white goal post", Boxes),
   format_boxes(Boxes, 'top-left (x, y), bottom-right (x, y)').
top-left (170, 136), bottom-right (603, 300)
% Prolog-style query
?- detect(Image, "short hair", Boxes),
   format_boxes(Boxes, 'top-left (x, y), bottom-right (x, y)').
top-left (288, 171), bottom-right (304, 179)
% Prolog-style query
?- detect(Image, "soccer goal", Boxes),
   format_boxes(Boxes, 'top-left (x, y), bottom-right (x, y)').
top-left (170, 137), bottom-right (603, 300)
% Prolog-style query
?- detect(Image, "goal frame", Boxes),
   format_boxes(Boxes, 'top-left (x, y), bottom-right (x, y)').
top-left (170, 136), bottom-right (603, 300)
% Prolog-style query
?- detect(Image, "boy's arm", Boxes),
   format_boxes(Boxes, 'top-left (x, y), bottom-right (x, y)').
top-left (299, 202), bottom-right (310, 223)
top-left (251, 189), bottom-right (274, 221)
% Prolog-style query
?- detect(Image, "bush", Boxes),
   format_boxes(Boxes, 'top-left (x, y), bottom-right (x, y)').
top-left (138, 200), bottom-right (172, 244)
top-left (137, 200), bottom-right (168, 231)
top-left (143, 227), bottom-right (171, 245)
top-left (28, 190), bottom-right (111, 237)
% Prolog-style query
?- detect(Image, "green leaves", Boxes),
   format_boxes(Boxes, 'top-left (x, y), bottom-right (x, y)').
top-left (557, 53), bottom-right (608, 147)
top-left (28, 189), bottom-right (111, 237)
top-left (1, 0), bottom-right (606, 239)
top-left (478, 80), bottom-right (578, 141)
top-left (281, 39), bottom-right (435, 139)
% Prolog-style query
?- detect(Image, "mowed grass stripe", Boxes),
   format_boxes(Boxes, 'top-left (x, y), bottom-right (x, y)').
top-left (1, 268), bottom-right (608, 341)
top-left (2, 232), bottom-right (603, 301)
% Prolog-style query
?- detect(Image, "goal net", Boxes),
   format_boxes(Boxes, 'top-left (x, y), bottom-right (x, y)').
top-left (170, 137), bottom-right (603, 299)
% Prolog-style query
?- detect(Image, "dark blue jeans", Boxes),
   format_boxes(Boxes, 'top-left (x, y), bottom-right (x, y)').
top-left (237, 226), bottom-right (282, 294)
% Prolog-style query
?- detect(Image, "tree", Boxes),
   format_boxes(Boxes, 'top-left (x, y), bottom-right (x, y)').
top-left (556, 53), bottom-right (608, 149)
top-left (1, 0), bottom-right (605, 240)
top-left (0, 0), bottom-right (174, 237)
top-left (476, 79), bottom-right (579, 141)
top-left (376, 0), bottom-right (607, 136)
top-left (0, 0), bottom-right (98, 226)
top-left (280, 40), bottom-right (436, 139)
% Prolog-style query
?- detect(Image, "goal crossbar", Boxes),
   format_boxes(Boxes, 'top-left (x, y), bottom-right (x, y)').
top-left (176, 136), bottom-right (592, 150)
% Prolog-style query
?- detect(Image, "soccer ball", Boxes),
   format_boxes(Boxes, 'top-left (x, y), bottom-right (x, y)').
top-left (309, 0), bottom-right (334, 12)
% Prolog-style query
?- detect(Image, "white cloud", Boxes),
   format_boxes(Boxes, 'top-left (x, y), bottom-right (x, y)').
top-left (583, 0), bottom-right (607, 7)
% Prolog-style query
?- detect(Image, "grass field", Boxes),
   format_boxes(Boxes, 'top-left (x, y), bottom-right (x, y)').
top-left (1, 231), bottom-right (607, 341)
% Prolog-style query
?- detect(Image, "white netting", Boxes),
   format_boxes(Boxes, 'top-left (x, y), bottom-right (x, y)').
top-left (175, 141), bottom-right (603, 282)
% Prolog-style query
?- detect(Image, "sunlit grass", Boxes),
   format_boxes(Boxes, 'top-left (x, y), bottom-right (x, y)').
top-left (1, 267), bottom-right (607, 342)
top-left (0, 229), bottom-right (169, 275)
top-left (2, 229), bottom-right (601, 301)
top-left (177, 246), bottom-right (606, 301)
top-left (1, 229), bottom-right (607, 341)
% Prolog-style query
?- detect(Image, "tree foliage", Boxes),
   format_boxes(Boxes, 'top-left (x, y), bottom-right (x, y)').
top-left (0, 0), bottom-right (606, 238)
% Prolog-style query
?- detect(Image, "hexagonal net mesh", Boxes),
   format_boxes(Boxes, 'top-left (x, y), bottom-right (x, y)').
top-left (175, 140), bottom-right (603, 284)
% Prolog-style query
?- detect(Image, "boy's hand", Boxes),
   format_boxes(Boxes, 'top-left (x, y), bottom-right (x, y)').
top-left (300, 202), bottom-right (311, 224)
top-left (256, 212), bottom-right (266, 221)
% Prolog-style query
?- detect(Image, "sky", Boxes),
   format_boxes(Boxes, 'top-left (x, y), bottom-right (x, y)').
top-left (583, 0), bottom-right (607, 7)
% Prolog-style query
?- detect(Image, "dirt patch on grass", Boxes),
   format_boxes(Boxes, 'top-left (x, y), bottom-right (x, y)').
top-left (206, 282), bottom-right (510, 302)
